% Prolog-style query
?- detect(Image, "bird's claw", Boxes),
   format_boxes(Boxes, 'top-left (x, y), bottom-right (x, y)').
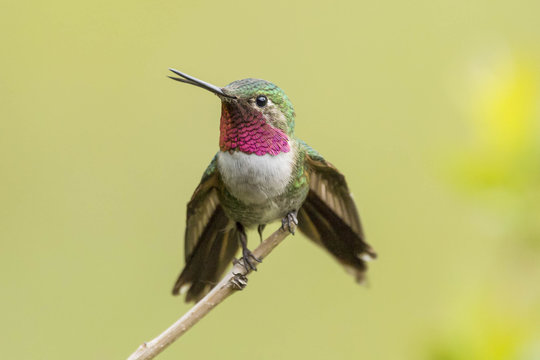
top-left (231, 273), bottom-right (248, 290)
top-left (240, 248), bottom-right (261, 272)
top-left (281, 211), bottom-right (299, 234)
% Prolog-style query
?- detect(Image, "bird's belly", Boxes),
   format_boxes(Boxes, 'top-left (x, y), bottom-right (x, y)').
top-left (217, 151), bottom-right (295, 206)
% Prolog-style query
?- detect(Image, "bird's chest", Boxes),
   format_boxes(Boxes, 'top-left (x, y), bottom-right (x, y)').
top-left (217, 151), bottom-right (295, 205)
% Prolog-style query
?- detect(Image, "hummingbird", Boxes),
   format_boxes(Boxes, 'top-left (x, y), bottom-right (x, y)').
top-left (168, 68), bottom-right (377, 302)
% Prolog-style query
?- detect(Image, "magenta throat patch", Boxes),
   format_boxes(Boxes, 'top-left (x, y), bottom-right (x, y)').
top-left (219, 103), bottom-right (290, 156)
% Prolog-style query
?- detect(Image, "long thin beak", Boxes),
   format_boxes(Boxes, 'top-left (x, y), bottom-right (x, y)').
top-left (168, 68), bottom-right (236, 99)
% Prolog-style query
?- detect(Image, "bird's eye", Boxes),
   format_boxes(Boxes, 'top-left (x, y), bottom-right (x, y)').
top-left (255, 95), bottom-right (268, 107)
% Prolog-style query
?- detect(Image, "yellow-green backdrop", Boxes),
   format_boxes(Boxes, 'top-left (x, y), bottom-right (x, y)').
top-left (1, 1), bottom-right (539, 359)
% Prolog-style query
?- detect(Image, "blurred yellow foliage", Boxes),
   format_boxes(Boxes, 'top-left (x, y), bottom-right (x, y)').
top-left (429, 298), bottom-right (540, 360)
top-left (475, 58), bottom-right (538, 154)
top-left (454, 53), bottom-right (540, 190)
top-left (432, 50), bottom-right (540, 360)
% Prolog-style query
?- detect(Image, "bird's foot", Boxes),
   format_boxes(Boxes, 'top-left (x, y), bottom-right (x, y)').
top-left (281, 210), bottom-right (299, 234)
top-left (231, 272), bottom-right (248, 290)
top-left (236, 222), bottom-right (262, 272)
top-left (239, 247), bottom-right (262, 272)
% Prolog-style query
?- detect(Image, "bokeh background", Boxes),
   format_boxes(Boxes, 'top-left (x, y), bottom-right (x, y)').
top-left (1, 0), bottom-right (540, 359)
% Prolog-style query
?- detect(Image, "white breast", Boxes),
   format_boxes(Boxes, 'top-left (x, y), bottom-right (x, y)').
top-left (217, 150), bottom-right (295, 205)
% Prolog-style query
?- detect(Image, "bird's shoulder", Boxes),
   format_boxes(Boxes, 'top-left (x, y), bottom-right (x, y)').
top-left (295, 138), bottom-right (329, 168)
top-left (199, 153), bottom-right (219, 184)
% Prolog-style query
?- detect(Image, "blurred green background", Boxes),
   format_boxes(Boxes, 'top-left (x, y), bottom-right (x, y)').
top-left (1, 0), bottom-right (539, 359)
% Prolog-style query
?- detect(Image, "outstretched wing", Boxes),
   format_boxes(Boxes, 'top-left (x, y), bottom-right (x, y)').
top-left (172, 156), bottom-right (239, 302)
top-left (297, 142), bottom-right (377, 283)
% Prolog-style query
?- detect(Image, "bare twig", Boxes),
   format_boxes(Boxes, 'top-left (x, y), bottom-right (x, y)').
top-left (127, 225), bottom-right (293, 360)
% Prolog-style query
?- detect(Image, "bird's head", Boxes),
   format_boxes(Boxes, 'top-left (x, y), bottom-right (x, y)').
top-left (169, 68), bottom-right (295, 156)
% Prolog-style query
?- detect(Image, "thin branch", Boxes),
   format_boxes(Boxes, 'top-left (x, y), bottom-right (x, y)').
top-left (127, 225), bottom-right (293, 360)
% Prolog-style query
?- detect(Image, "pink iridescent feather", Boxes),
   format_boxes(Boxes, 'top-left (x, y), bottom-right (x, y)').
top-left (219, 103), bottom-right (290, 156)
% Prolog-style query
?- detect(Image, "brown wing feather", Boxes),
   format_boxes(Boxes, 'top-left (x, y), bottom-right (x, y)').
top-left (304, 154), bottom-right (364, 234)
top-left (184, 177), bottom-right (220, 259)
top-left (172, 161), bottom-right (239, 302)
top-left (298, 151), bottom-right (376, 283)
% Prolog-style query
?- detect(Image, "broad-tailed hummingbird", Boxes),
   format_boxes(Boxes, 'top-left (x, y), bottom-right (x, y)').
top-left (168, 69), bottom-right (376, 302)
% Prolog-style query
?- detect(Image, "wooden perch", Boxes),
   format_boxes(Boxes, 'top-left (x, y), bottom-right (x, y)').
top-left (127, 225), bottom-right (293, 360)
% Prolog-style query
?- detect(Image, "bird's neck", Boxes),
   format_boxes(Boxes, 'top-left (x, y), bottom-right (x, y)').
top-left (219, 103), bottom-right (290, 156)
